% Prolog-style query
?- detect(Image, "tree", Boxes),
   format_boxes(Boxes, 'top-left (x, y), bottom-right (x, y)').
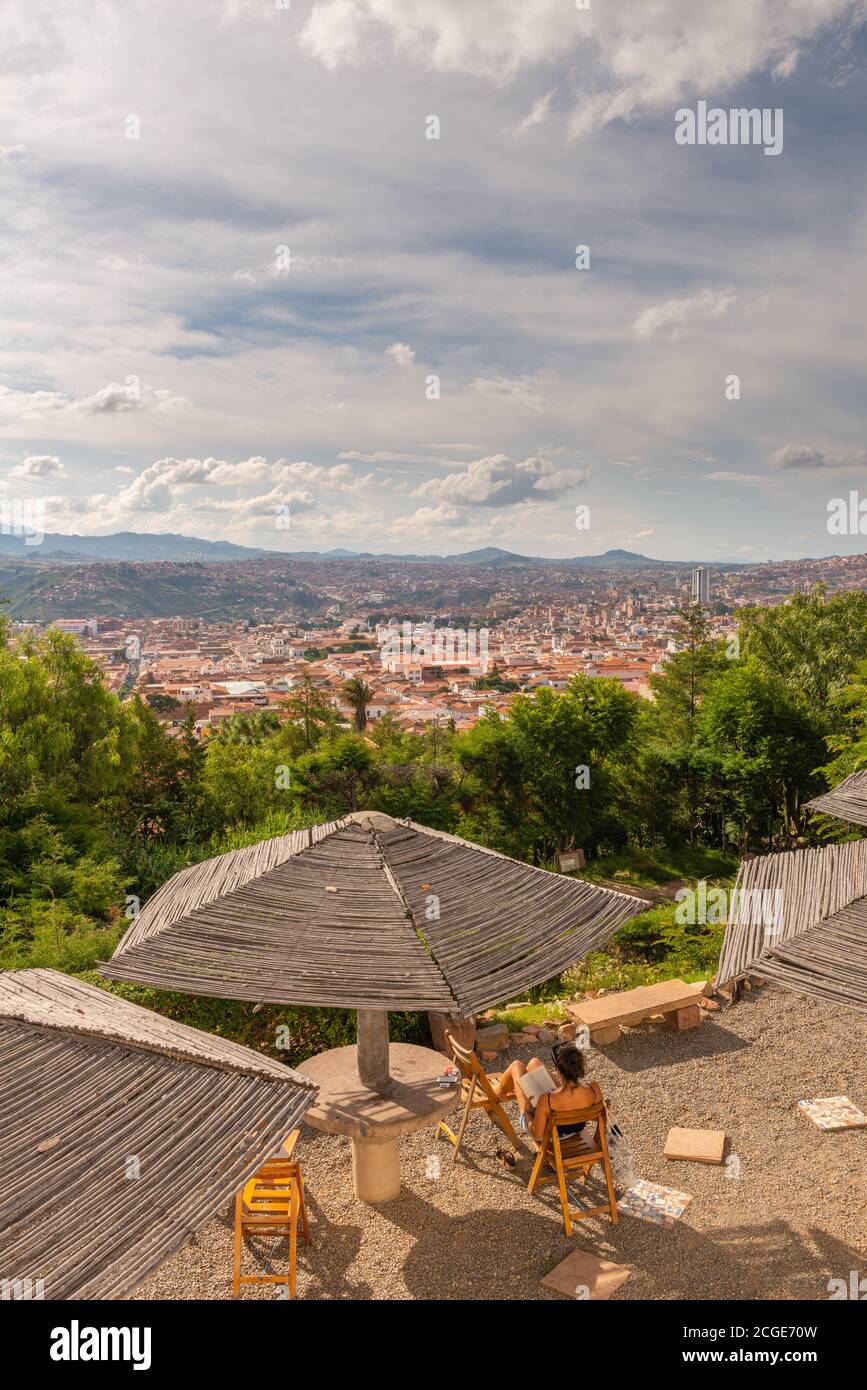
top-left (145, 692), bottom-right (182, 717)
top-left (0, 627), bottom-right (142, 852)
top-left (0, 629), bottom-right (140, 970)
top-left (341, 678), bottom-right (372, 733)
top-left (695, 662), bottom-right (823, 851)
top-left (739, 586), bottom-right (867, 720)
top-left (456, 677), bottom-right (638, 862)
top-left (174, 708), bottom-right (208, 842)
top-left (215, 711), bottom-right (280, 745)
top-left (115, 697), bottom-right (183, 840)
top-left (282, 672), bottom-right (335, 751)
top-left (294, 735), bottom-right (379, 813)
top-left (202, 730), bottom-right (298, 828)
top-left (817, 658), bottom-right (867, 795)
top-left (649, 604), bottom-right (723, 742)
top-left (646, 605), bottom-right (727, 842)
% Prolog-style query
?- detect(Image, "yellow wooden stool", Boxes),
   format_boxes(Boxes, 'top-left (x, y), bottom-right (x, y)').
top-left (232, 1131), bottom-right (310, 1299)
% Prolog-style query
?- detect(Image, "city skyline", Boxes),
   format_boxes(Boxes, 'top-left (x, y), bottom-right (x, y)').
top-left (1, 2), bottom-right (867, 561)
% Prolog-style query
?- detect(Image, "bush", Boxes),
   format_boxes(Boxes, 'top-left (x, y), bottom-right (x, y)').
top-left (73, 972), bottom-right (428, 1067)
top-left (0, 905), bottom-right (122, 972)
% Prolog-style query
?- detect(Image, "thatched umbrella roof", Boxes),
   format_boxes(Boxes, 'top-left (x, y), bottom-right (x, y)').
top-left (101, 813), bottom-right (642, 1015)
top-left (806, 769), bottom-right (867, 827)
top-left (0, 969), bottom-right (317, 1300)
top-left (715, 840), bottom-right (867, 1012)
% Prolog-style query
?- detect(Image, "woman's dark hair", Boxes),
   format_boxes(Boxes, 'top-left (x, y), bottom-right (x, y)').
top-left (552, 1041), bottom-right (585, 1084)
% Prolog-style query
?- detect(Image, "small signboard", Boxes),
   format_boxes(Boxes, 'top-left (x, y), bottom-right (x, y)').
top-left (555, 849), bottom-right (586, 873)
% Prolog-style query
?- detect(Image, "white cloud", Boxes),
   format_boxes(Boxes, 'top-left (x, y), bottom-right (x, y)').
top-left (0, 380), bottom-right (191, 421)
top-left (38, 456), bottom-right (378, 541)
top-left (273, 459), bottom-right (373, 493)
top-left (705, 471), bottom-right (782, 486)
top-left (300, 1), bottom-right (862, 135)
top-left (768, 443), bottom-right (867, 470)
top-left (306, 395), bottom-right (346, 414)
top-left (301, 0), bottom-right (367, 71)
top-left (633, 288), bottom-right (736, 340)
top-left (414, 454), bottom-right (584, 509)
top-left (114, 456), bottom-right (272, 513)
top-left (385, 342), bottom-right (415, 367)
top-left (9, 454), bottom-right (64, 478)
top-left (405, 502), bottom-right (465, 528)
top-left (339, 450), bottom-right (450, 464)
top-left (471, 376), bottom-right (547, 412)
top-left (518, 89), bottom-right (556, 133)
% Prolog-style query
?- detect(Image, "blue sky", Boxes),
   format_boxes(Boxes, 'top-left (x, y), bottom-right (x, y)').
top-left (1, 0), bottom-right (866, 560)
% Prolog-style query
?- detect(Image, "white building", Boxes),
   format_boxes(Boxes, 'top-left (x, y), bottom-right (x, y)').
top-left (691, 567), bottom-right (711, 605)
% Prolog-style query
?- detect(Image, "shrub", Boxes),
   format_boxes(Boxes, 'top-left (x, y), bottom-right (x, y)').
top-left (73, 972), bottom-right (428, 1068)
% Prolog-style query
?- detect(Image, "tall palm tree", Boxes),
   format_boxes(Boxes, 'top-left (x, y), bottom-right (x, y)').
top-left (341, 678), bottom-right (372, 733)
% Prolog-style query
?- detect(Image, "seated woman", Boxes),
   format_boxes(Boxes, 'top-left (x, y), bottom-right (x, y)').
top-left (493, 1042), bottom-right (598, 1143)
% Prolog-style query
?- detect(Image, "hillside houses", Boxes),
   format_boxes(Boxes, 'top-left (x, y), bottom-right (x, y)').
top-left (18, 585), bottom-right (719, 738)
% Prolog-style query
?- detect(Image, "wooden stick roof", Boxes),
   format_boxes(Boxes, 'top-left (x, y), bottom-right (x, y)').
top-left (101, 813), bottom-right (643, 1015)
top-left (0, 969), bottom-right (317, 1300)
top-left (806, 769), bottom-right (867, 827)
top-left (715, 840), bottom-right (867, 1012)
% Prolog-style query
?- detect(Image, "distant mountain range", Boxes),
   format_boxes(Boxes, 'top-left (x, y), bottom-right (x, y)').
top-left (0, 531), bottom-right (738, 569)
top-left (282, 544), bottom-right (711, 568)
top-left (0, 531), bottom-right (265, 563)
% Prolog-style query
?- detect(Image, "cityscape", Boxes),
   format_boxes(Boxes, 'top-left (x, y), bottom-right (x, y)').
top-left (9, 541), bottom-right (867, 738)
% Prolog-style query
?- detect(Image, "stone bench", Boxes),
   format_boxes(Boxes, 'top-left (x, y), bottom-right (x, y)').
top-left (567, 978), bottom-right (707, 1045)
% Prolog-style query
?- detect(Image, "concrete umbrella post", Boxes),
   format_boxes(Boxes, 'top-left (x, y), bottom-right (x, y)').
top-left (356, 1008), bottom-right (390, 1090)
top-left (353, 1008), bottom-right (400, 1201)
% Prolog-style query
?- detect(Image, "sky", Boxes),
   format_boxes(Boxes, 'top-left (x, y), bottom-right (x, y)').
top-left (1, 0), bottom-right (867, 561)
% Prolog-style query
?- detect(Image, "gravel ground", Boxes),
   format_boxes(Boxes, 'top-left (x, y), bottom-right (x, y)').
top-left (131, 985), bottom-right (866, 1301)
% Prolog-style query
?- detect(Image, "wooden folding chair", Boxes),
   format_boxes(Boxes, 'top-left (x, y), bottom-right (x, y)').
top-left (437, 1032), bottom-right (521, 1161)
top-left (527, 1082), bottom-right (619, 1236)
top-left (232, 1129), bottom-right (310, 1299)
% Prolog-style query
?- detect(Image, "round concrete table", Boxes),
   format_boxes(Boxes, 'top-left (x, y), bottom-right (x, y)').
top-left (301, 1042), bottom-right (459, 1202)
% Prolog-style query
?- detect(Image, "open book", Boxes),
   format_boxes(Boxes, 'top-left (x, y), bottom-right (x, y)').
top-left (516, 1065), bottom-right (558, 1106)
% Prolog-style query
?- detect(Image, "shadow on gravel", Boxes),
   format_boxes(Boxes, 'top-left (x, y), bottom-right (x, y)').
top-left (594, 1214), bottom-right (866, 1301)
top-left (599, 1021), bottom-right (750, 1073)
top-left (384, 1193), bottom-right (864, 1301)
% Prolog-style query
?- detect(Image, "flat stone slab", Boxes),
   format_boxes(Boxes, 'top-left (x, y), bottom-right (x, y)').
top-left (664, 1126), bottom-right (726, 1164)
top-left (568, 979), bottom-right (706, 1030)
top-left (542, 1248), bottom-right (631, 1300)
top-left (301, 1042), bottom-right (458, 1143)
top-left (617, 1178), bottom-right (693, 1227)
top-left (797, 1096), bottom-right (867, 1131)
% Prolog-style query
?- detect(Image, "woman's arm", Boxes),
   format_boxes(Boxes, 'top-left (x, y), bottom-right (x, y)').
top-left (529, 1091), bottom-right (550, 1141)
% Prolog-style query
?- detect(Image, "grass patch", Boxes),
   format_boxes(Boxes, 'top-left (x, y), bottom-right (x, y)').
top-left (491, 1003), bottom-right (572, 1031)
top-left (579, 845), bottom-right (738, 888)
